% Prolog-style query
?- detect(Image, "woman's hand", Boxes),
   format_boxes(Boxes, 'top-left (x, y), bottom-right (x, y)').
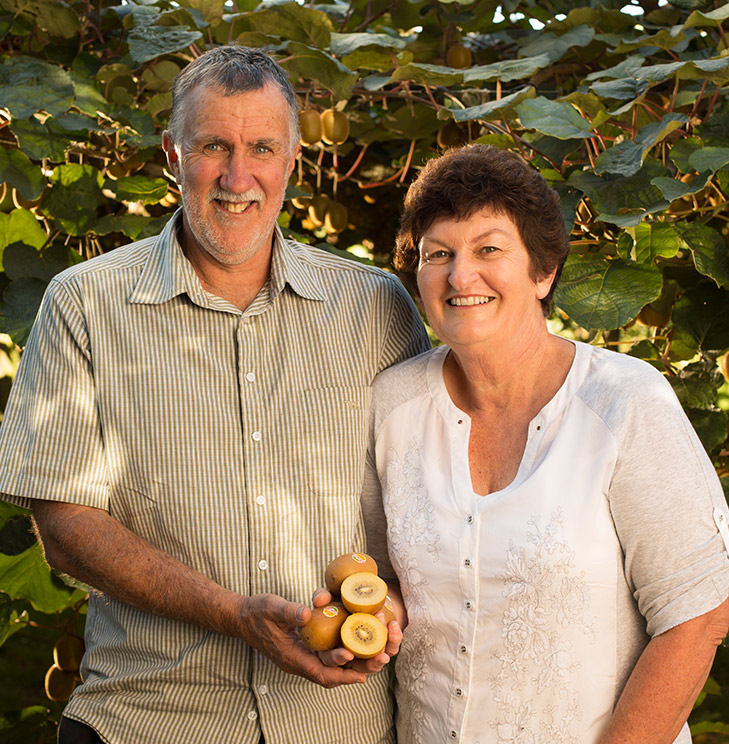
top-left (311, 586), bottom-right (405, 675)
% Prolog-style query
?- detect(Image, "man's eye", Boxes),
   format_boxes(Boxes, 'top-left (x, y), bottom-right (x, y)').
top-left (255, 145), bottom-right (272, 154)
top-left (204, 143), bottom-right (223, 152)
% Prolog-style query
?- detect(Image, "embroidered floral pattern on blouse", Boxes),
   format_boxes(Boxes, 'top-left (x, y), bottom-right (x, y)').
top-left (488, 508), bottom-right (597, 743)
top-left (382, 441), bottom-right (441, 563)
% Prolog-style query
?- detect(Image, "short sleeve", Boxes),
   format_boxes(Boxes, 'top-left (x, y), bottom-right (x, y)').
top-left (377, 276), bottom-right (430, 372)
top-left (606, 364), bottom-right (729, 637)
top-left (0, 277), bottom-right (109, 510)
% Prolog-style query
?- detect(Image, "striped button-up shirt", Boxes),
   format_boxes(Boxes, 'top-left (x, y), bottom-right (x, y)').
top-left (0, 211), bottom-right (429, 744)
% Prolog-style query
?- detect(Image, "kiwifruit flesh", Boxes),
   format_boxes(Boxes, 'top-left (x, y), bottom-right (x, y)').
top-left (340, 572), bottom-right (388, 614)
top-left (340, 613), bottom-right (388, 659)
top-left (325, 552), bottom-right (378, 594)
top-left (299, 602), bottom-right (349, 652)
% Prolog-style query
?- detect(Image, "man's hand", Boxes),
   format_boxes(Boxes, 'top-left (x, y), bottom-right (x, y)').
top-left (309, 588), bottom-right (404, 676)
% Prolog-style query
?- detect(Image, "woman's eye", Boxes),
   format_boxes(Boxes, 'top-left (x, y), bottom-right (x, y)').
top-left (424, 250), bottom-right (450, 262)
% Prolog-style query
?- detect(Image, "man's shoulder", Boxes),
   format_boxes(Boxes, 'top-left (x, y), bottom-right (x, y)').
top-left (49, 234), bottom-right (159, 289)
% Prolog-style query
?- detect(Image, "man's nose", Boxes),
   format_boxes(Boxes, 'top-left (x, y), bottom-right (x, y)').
top-left (220, 152), bottom-right (256, 194)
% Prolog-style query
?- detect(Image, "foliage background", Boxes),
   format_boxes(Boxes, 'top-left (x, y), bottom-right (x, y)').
top-left (1, 0), bottom-right (729, 740)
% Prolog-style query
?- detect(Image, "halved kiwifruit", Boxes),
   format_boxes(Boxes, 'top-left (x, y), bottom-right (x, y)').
top-left (340, 572), bottom-right (387, 614)
top-left (299, 601), bottom-right (349, 652)
top-left (325, 552), bottom-right (378, 595)
top-left (340, 613), bottom-right (387, 659)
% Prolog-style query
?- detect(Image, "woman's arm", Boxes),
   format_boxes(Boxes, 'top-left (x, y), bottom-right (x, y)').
top-left (598, 597), bottom-right (729, 744)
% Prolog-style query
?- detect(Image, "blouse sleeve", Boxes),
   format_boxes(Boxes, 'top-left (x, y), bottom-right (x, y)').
top-left (605, 361), bottom-right (729, 637)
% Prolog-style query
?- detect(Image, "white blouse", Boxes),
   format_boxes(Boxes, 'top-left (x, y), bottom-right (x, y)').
top-left (363, 340), bottom-right (729, 744)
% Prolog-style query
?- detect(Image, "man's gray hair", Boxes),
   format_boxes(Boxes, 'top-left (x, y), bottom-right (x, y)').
top-left (167, 45), bottom-right (300, 148)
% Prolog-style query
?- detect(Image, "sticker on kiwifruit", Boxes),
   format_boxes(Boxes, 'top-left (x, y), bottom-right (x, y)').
top-left (340, 613), bottom-right (388, 659)
top-left (380, 596), bottom-right (396, 626)
top-left (299, 602), bottom-right (350, 652)
top-left (340, 572), bottom-right (388, 614)
top-left (325, 552), bottom-right (378, 595)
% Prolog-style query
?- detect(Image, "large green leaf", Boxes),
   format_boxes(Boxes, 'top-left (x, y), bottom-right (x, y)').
top-left (0, 209), bottom-right (47, 263)
top-left (0, 706), bottom-right (58, 743)
top-left (463, 54), bottom-right (551, 84)
top-left (627, 222), bottom-right (683, 263)
top-left (105, 176), bottom-right (169, 205)
top-left (390, 62), bottom-right (464, 87)
top-left (41, 163), bottom-right (104, 236)
top-left (0, 56), bottom-right (74, 118)
top-left (243, 3), bottom-right (332, 47)
top-left (678, 223), bottom-right (729, 288)
top-left (687, 147), bottom-right (729, 174)
top-left (0, 542), bottom-right (83, 613)
top-left (127, 24), bottom-right (203, 66)
top-left (652, 172), bottom-right (711, 201)
top-left (594, 140), bottom-right (645, 176)
top-left (683, 3), bottom-right (729, 28)
top-left (516, 97), bottom-right (593, 140)
top-left (330, 32), bottom-right (406, 57)
top-left (0, 149), bottom-right (45, 202)
top-left (94, 214), bottom-right (170, 241)
top-left (554, 253), bottom-right (662, 330)
top-left (453, 88), bottom-right (536, 122)
top-left (282, 42), bottom-right (357, 101)
top-left (686, 408), bottom-right (728, 455)
top-left (669, 286), bottom-right (729, 360)
top-left (28, 0), bottom-right (80, 38)
top-left (10, 117), bottom-right (75, 163)
top-left (518, 24), bottom-right (595, 63)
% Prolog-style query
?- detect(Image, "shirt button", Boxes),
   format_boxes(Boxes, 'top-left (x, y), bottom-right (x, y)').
top-left (464, 559), bottom-right (471, 567)
top-left (245, 372), bottom-right (256, 382)
top-left (252, 431), bottom-right (262, 442)
top-left (459, 644), bottom-right (467, 654)
top-left (259, 684), bottom-right (268, 695)
top-left (465, 601), bottom-right (473, 610)
top-left (455, 688), bottom-right (463, 697)
top-left (255, 495), bottom-right (265, 505)
top-left (258, 560), bottom-right (268, 570)
top-left (467, 515), bottom-right (474, 524)
top-left (246, 711), bottom-right (258, 721)
top-left (450, 731), bottom-right (457, 739)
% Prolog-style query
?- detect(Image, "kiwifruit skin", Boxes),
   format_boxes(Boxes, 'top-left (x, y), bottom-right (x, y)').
top-left (325, 552), bottom-right (378, 594)
top-left (320, 109), bottom-right (350, 145)
top-left (299, 602), bottom-right (349, 652)
top-left (44, 664), bottom-right (77, 702)
top-left (340, 613), bottom-right (387, 659)
top-left (340, 572), bottom-right (388, 614)
top-left (53, 635), bottom-right (85, 673)
top-left (299, 109), bottom-right (323, 146)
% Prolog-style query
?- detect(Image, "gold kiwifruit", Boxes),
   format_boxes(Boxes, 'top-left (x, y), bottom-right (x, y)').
top-left (53, 634), bottom-right (85, 673)
top-left (299, 601), bottom-right (350, 652)
top-left (325, 553), bottom-right (378, 595)
top-left (340, 572), bottom-right (388, 614)
top-left (44, 664), bottom-right (77, 702)
top-left (320, 109), bottom-right (350, 145)
top-left (340, 613), bottom-right (387, 659)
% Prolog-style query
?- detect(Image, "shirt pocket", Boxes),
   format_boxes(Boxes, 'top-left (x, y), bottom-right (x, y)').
top-left (301, 385), bottom-right (370, 498)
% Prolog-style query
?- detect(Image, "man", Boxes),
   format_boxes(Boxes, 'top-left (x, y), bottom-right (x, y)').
top-left (0, 46), bottom-right (429, 743)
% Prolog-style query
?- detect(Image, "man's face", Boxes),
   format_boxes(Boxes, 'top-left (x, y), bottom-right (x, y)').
top-left (166, 83), bottom-right (298, 268)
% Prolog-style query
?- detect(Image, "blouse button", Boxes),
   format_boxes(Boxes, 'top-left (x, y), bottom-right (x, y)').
top-left (467, 515), bottom-right (474, 524)
top-left (459, 644), bottom-right (467, 654)
top-left (465, 601), bottom-right (473, 610)
top-left (450, 732), bottom-right (457, 739)
top-left (455, 688), bottom-right (463, 697)
top-left (464, 559), bottom-right (471, 567)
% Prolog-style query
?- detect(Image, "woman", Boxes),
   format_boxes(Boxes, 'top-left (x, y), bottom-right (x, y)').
top-left (360, 144), bottom-right (729, 744)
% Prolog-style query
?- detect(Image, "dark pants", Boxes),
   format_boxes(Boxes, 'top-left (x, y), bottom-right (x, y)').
top-left (59, 716), bottom-right (267, 743)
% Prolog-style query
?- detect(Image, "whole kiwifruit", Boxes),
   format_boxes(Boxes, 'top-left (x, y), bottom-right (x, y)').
top-left (325, 552), bottom-right (378, 595)
top-left (340, 572), bottom-right (388, 614)
top-left (340, 613), bottom-right (387, 659)
top-left (299, 601), bottom-right (350, 652)
top-left (307, 194), bottom-right (330, 228)
top-left (320, 109), bottom-right (350, 145)
top-left (324, 201), bottom-right (348, 234)
top-left (53, 635), bottom-right (85, 673)
top-left (299, 109), bottom-right (323, 146)
top-left (44, 664), bottom-right (77, 702)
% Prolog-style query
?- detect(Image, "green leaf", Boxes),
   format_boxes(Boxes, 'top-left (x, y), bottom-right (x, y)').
top-left (42, 163), bottom-right (103, 236)
top-left (688, 147), bottom-right (729, 174)
top-left (378, 103), bottom-right (441, 141)
top-left (686, 408), bottom-right (728, 455)
top-left (70, 60), bottom-right (111, 118)
top-left (3, 243), bottom-right (69, 282)
top-left (282, 42), bottom-right (357, 101)
top-left (342, 49), bottom-right (413, 73)
top-left (594, 140), bottom-right (645, 176)
top-left (0, 209), bottom-right (47, 265)
top-left (678, 223), bottom-right (729, 288)
top-left (127, 25), bottom-right (203, 66)
top-left (330, 32), bottom-right (406, 57)
top-left (105, 176), bottom-right (169, 205)
top-left (0, 56), bottom-right (74, 118)
top-left (651, 172), bottom-right (711, 201)
top-left (0, 149), bottom-right (45, 202)
top-left (515, 97), bottom-right (593, 140)
top-left (635, 113), bottom-right (689, 148)
top-left (31, 0), bottom-right (81, 38)
top-left (554, 253), bottom-right (662, 330)
top-left (683, 3), bottom-right (729, 29)
top-left (10, 117), bottom-right (74, 163)
top-left (668, 136), bottom-right (702, 173)
top-left (629, 222), bottom-right (683, 263)
top-left (463, 54), bottom-right (551, 84)
top-left (0, 542), bottom-right (83, 613)
top-left (518, 24), bottom-right (595, 64)
top-left (390, 62), bottom-right (464, 87)
top-left (94, 214), bottom-right (170, 240)
top-left (590, 77), bottom-right (649, 101)
top-left (176, 0), bottom-right (223, 24)
top-left (669, 286), bottom-right (729, 360)
top-left (0, 706), bottom-right (57, 742)
top-left (244, 3), bottom-right (332, 47)
top-left (452, 87), bottom-right (536, 123)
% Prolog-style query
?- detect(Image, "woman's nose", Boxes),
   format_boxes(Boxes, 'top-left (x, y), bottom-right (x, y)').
top-left (448, 253), bottom-right (479, 289)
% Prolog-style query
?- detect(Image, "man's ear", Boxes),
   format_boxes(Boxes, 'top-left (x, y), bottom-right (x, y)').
top-left (162, 131), bottom-right (180, 176)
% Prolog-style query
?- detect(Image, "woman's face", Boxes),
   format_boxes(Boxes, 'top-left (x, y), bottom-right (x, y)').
top-left (416, 207), bottom-right (555, 352)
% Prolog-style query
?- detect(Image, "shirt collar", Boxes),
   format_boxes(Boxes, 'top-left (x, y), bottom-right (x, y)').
top-left (130, 210), bottom-right (327, 306)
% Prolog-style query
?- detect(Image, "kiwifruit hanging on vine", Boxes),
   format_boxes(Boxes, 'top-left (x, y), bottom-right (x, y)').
top-left (291, 181), bottom-right (314, 210)
top-left (340, 572), bottom-right (388, 614)
top-left (340, 613), bottom-right (388, 659)
top-left (720, 351), bottom-right (729, 384)
top-left (299, 601), bottom-right (350, 652)
top-left (307, 194), bottom-right (331, 228)
top-left (320, 109), bottom-right (350, 145)
top-left (325, 552), bottom-right (378, 594)
top-left (324, 201), bottom-right (348, 234)
top-left (44, 664), bottom-right (77, 702)
top-left (299, 109), bottom-right (323, 146)
top-left (446, 44), bottom-right (472, 69)
top-left (53, 634), bottom-right (85, 673)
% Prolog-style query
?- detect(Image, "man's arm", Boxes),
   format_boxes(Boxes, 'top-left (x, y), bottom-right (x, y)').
top-left (32, 499), bottom-right (368, 688)
top-left (597, 598), bottom-right (729, 744)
